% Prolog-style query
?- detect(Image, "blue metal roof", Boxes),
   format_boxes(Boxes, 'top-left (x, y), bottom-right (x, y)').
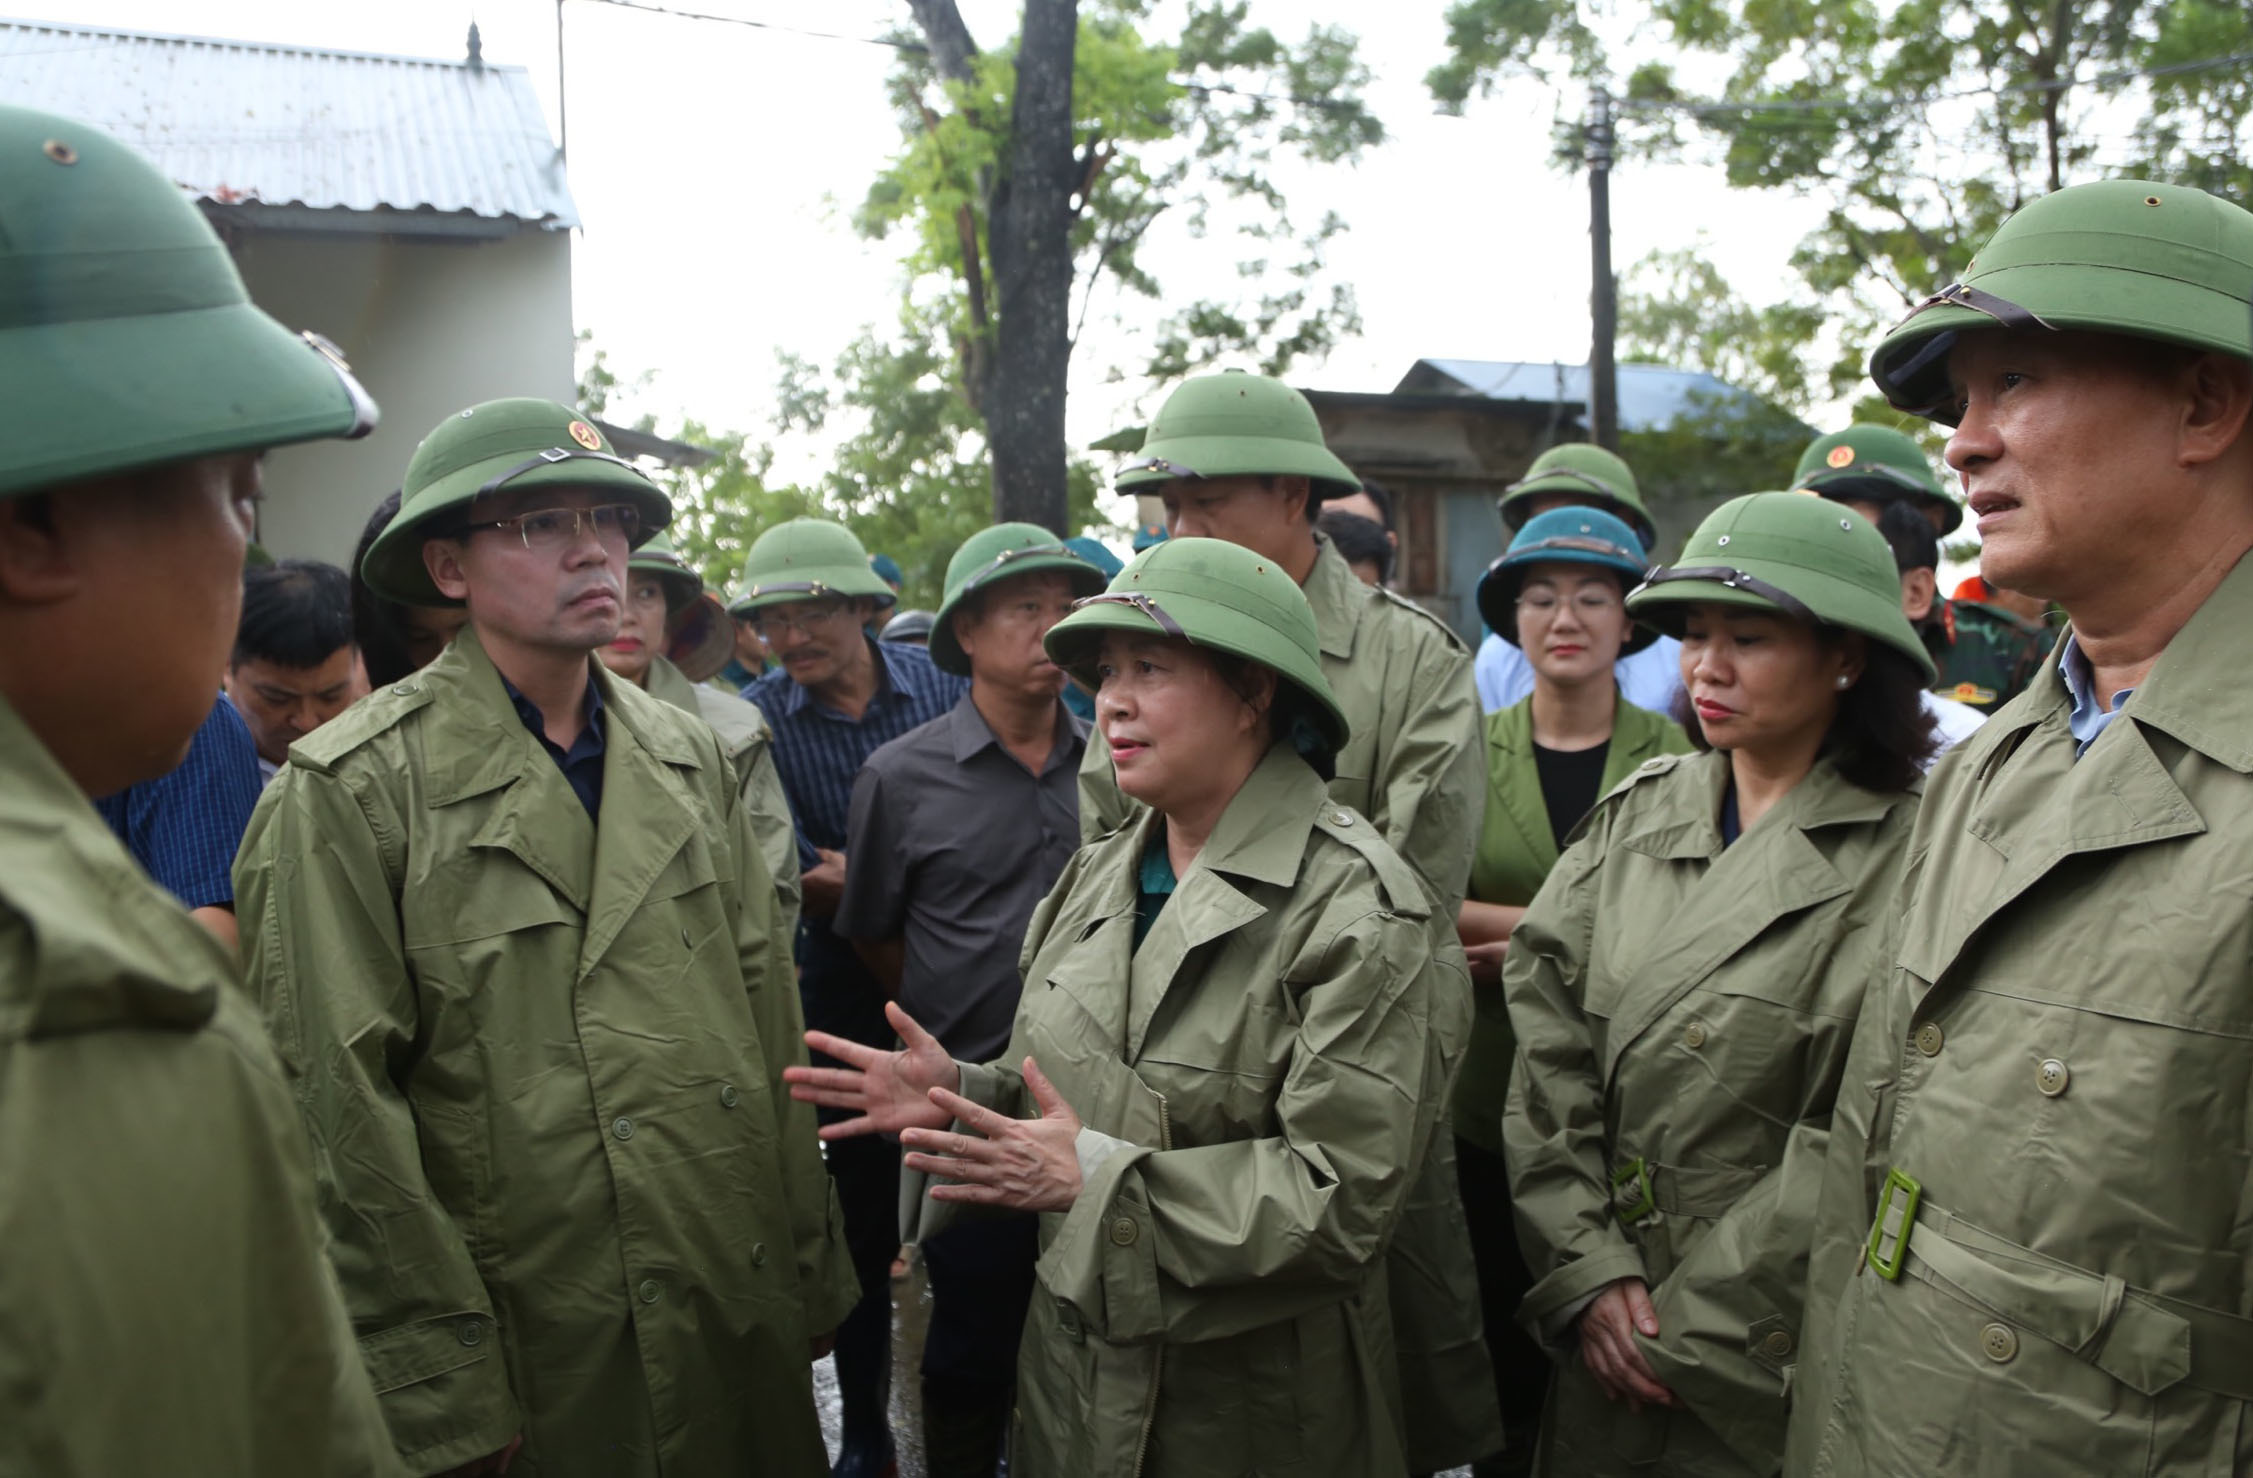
top-left (1396, 358), bottom-right (1779, 434)
top-left (0, 18), bottom-right (577, 229)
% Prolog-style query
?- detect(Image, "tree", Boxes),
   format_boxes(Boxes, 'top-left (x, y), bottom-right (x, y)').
top-left (1428, 1), bottom-right (2253, 410)
top-left (865, 1), bottom-right (1383, 530)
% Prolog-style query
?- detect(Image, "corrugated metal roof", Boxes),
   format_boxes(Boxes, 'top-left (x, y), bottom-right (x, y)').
top-left (1397, 359), bottom-right (1787, 434)
top-left (0, 18), bottom-right (577, 229)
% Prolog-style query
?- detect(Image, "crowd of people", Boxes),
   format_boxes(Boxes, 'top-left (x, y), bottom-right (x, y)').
top-left (6, 101), bottom-right (2252, 1478)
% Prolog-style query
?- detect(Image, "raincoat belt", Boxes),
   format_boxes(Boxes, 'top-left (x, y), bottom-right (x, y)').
top-left (1870, 1187), bottom-right (2253, 1402)
top-left (1611, 1159), bottom-right (1766, 1224)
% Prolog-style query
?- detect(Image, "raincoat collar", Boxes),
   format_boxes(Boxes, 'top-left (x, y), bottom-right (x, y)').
top-left (1302, 532), bottom-right (1363, 662)
top-left (1486, 689), bottom-right (1677, 875)
top-left (1616, 749), bottom-right (1901, 863)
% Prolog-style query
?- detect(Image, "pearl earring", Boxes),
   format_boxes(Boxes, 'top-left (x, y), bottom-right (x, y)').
top-left (1836, 675), bottom-right (1853, 690)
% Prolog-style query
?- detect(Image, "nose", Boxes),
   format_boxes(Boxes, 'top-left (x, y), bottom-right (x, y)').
top-left (1946, 400), bottom-right (1999, 476)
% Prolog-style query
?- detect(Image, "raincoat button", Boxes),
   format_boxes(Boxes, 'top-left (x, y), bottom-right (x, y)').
top-left (1980, 1322), bottom-right (2018, 1363)
top-left (1761, 1329), bottom-right (1794, 1360)
top-left (751, 1243), bottom-right (768, 1267)
top-left (612, 1116), bottom-right (635, 1140)
top-left (392, 684), bottom-right (416, 697)
top-left (1683, 1022), bottom-right (1708, 1050)
top-left (1331, 810), bottom-right (1354, 826)
top-left (457, 1318), bottom-right (484, 1347)
top-left (720, 1083), bottom-right (740, 1108)
top-left (1108, 1216), bottom-right (1139, 1247)
top-left (2036, 1059), bottom-right (2069, 1096)
top-left (1914, 1023), bottom-right (1945, 1057)
top-left (638, 1279), bottom-right (661, 1304)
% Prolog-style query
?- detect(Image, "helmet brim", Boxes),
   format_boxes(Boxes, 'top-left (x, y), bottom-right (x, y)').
top-left (726, 561), bottom-right (898, 613)
top-left (665, 590), bottom-right (737, 683)
top-left (1498, 484), bottom-right (1658, 550)
top-left (1626, 556), bottom-right (1937, 683)
top-left (1113, 433), bottom-right (1361, 501)
top-left (928, 551), bottom-right (1109, 676)
top-left (0, 301), bottom-right (373, 499)
top-left (362, 454), bottom-right (671, 607)
top-left (1043, 588), bottom-right (1350, 759)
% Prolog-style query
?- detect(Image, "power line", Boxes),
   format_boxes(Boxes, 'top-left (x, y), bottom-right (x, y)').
top-left (1621, 49), bottom-right (2253, 119)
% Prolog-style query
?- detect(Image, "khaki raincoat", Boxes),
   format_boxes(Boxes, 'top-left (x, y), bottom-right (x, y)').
top-left (963, 747), bottom-right (1460, 1477)
top-left (645, 654), bottom-right (802, 935)
top-left (1503, 750), bottom-right (1916, 1476)
top-left (0, 694), bottom-right (401, 1476)
top-left (234, 627), bottom-right (857, 1478)
top-left (1080, 535), bottom-right (1500, 1467)
top-left (1789, 555), bottom-right (2253, 1478)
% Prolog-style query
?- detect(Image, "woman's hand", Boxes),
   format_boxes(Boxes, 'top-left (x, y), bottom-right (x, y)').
top-left (1462, 938), bottom-right (1510, 986)
top-left (785, 1001), bottom-right (959, 1139)
top-left (901, 1057), bottom-right (1085, 1213)
top-left (1578, 1277), bottom-right (1678, 1412)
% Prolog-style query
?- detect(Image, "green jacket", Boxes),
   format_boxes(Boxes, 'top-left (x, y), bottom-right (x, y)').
top-left (1931, 597), bottom-right (2055, 711)
top-left (0, 694), bottom-right (401, 1476)
top-left (960, 747), bottom-right (1457, 1477)
top-left (1079, 534), bottom-right (1500, 1467)
top-left (646, 654), bottom-right (803, 937)
top-left (1789, 555), bottom-right (2253, 1478)
top-left (234, 628), bottom-right (857, 1478)
top-left (1454, 695), bottom-right (1691, 1151)
top-left (1502, 751), bottom-right (1916, 1477)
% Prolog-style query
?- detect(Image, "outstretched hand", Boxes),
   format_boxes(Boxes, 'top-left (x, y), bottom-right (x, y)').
top-left (901, 1057), bottom-right (1084, 1213)
top-left (784, 1001), bottom-right (959, 1140)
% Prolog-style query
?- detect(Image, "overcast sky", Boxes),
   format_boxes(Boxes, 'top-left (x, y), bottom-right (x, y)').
top-left (27, 0), bottom-right (1832, 526)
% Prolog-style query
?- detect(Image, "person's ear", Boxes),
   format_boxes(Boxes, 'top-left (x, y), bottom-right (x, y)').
top-left (422, 537), bottom-right (472, 603)
top-left (0, 493), bottom-right (83, 606)
top-left (1900, 568), bottom-right (1937, 624)
top-left (2178, 352), bottom-right (2253, 469)
top-left (1277, 475), bottom-right (1314, 524)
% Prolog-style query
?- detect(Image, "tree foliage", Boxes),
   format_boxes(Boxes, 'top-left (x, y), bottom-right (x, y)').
top-left (1429, 1), bottom-right (2253, 410)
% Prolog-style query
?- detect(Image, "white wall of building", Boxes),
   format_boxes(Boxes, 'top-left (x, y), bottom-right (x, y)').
top-left (230, 227), bottom-right (575, 567)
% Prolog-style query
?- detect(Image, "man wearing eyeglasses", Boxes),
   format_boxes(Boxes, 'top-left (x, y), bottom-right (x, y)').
top-left (234, 400), bottom-right (857, 1478)
top-left (730, 516), bottom-right (968, 1478)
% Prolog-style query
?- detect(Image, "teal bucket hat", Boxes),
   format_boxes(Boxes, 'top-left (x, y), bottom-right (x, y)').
top-left (1477, 506), bottom-right (1660, 655)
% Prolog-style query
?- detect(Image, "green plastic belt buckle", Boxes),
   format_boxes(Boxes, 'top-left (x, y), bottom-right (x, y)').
top-left (1866, 1167), bottom-right (1922, 1281)
top-left (1612, 1158), bottom-right (1656, 1225)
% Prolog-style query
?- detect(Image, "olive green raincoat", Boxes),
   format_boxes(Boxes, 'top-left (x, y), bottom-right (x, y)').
top-left (1789, 556), bottom-right (2253, 1478)
top-left (1502, 750), bottom-right (1916, 1477)
top-left (1454, 695), bottom-right (1691, 1153)
top-left (1080, 535), bottom-right (1501, 1468)
top-left (645, 653), bottom-right (803, 935)
top-left (959, 747), bottom-right (1459, 1477)
top-left (234, 627), bottom-right (857, 1478)
top-left (0, 694), bottom-right (401, 1476)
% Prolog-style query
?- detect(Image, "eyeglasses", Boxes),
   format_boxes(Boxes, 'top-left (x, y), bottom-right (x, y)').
top-left (1517, 590), bottom-right (1624, 616)
top-left (746, 599), bottom-right (850, 639)
top-left (471, 503), bottom-right (642, 553)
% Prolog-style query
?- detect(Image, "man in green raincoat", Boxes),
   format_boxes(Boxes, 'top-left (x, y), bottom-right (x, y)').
top-left (0, 104), bottom-right (399, 1474)
top-left (235, 399), bottom-right (858, 1477)
top-left (1789, 180), bottom-right (2253, 1476)
top-left (601, 530), bottom-right (802, 935)
top-left (1084, 372), bottom-right (1503, 1472)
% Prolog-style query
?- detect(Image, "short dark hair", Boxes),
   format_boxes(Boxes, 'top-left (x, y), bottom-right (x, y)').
top-left (236, 559), bottom-right (354, 670)
top-left (1875, 500), bottom-right (1939, 576)
top-left (1353, 479), bottom-right (1396, 533)
top-left (1677, 633), bottom-right (1935, 795)
top-left (351, 491), bottom-right (419, 688)
top-left (1317, 508), bottom-right (1394, 583)
top-left (1205, 648), bottom-right (1336, 782)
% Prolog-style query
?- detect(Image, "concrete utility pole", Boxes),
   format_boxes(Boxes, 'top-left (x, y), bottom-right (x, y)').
top-left (1586, 86), bottom-right (1619, 452)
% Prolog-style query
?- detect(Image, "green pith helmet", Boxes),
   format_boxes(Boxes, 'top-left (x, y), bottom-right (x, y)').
top-left (1114, 371), bottom-right (1361, 505)
top-left (928, 522), bottom-right (1108, 677)
top-left (1044, 536), bottom-right (1349, 770)
top-left (1477, 506), bottom-right (1659, 656)
top-left (1498, 443), bottom-right (1657, 549)
top-left (1626, 492), bottom-right (1937, 682)
top-left (623, 530), bottom-right (735, 682)
top-left (1872, 179), bottom-right (2253, 423)
top-left (729, 518), bottom-right (897, 613)
top-left (1791, 424), bottom-right (1961, 536)
top-left (0, 104), bottom-right (377, 499)
top-left (362, 399), bottom-right (669, 606)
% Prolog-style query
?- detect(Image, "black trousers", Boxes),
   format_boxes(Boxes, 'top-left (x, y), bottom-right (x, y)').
top-left (920, 1213), bottom-right (1039, 1478)
top-left (1455, 1135), bottom-right (1551, 1434)
top-left (824, 1127), bottom-right (902, 1447)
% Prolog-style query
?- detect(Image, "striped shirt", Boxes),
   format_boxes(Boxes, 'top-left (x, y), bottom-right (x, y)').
top-left (94, 694), bottom-right (263, 910)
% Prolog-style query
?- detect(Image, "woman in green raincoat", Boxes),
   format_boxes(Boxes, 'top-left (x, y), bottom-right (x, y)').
top-left (787, 536), bottom-right (1458, 1478)
top-left (1501, 492), bottom-right (1936, 1477)
top-left (1454, 506), bottom-right (1691, 1460)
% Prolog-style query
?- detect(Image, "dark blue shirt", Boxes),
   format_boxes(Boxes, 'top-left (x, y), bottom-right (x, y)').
top-left (94, 694), bottom-right (262, 910)
top-left (742, 638), bottom-right (967, 1044)
top-left (503, 675), bottom-right (607, 818)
